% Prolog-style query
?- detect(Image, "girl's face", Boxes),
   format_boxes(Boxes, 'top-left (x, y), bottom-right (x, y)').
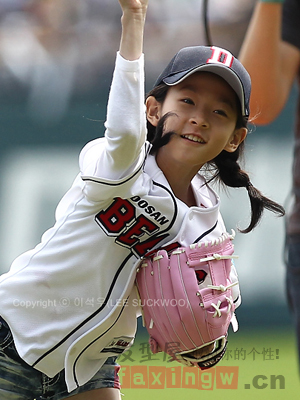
top-left (146, 72), bottom-right (247, 172)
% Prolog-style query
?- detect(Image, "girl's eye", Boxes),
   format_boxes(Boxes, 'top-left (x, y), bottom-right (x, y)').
top-left (214, 109), bottom-right (228, 117)
top-left (182, 98), bottom-right (195, 105)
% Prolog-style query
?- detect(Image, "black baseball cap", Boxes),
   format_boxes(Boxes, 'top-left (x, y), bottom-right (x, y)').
top-left (154, 46), bottom-right (251, 118)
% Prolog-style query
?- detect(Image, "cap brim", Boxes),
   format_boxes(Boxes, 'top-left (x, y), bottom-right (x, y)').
top-left (163, 64), bottom-right (246, 117)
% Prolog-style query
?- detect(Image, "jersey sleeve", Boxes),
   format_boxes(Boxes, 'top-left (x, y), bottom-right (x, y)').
top-left (79, 52), bottom-right (147, 181)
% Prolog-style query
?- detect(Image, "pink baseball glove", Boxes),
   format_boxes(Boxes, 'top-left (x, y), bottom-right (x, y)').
top-left (135, 231), bottom-right (240, 369)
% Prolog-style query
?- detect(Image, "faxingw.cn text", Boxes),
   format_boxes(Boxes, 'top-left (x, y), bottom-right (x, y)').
top-left (119, 365), bottom-right (239, 390)
top-left (119, 365), bottom-right (286, 390)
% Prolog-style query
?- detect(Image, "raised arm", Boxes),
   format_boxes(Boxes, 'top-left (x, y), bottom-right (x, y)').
top-left (119, 0), bottom-right (148, 60)
top-left (83, 0), bottom-right (150, 180)
top-left (239, 1), bottom-right (300, 124)
top-left (80, 1), bottom-right (150, 183)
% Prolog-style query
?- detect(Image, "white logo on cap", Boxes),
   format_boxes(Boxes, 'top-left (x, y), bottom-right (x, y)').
top-left (207, 46), bottom-right (234, 68)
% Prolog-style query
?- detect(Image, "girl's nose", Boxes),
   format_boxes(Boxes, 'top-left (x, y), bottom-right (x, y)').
top-left (190, 114), bottom-right (209, 128)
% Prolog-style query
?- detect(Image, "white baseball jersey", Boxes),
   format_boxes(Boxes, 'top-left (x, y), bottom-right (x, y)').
top-left (0, 53), bottom-right (228, 392)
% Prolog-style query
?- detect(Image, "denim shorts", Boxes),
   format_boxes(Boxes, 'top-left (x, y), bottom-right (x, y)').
top-left (0, 317), bottom-right (120, 400)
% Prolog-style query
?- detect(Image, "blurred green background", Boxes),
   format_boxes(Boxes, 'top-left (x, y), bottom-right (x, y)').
top-left (119, 325), bottom-right (298, 398)
top-left (0, 0), bottom-right (298, 396)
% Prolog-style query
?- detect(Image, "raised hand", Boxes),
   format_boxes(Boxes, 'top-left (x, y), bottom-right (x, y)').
top-left (118, 0), bottom-right (149, 60)
top-left (118, 0), bottom-right (148, 13)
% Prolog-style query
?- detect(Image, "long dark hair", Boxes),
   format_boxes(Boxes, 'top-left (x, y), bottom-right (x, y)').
top-left (146, 83), bottom-right (285, 233)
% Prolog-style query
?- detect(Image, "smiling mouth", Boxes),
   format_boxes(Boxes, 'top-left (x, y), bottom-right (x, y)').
top-left (181, 134), bottom-right (206, 144)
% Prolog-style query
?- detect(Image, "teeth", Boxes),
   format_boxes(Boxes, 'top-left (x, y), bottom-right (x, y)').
top-left (182, 135), bottom-right (205, 143)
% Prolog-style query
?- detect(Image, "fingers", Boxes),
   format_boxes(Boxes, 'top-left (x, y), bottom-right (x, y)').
top-left (118, 0), bottom-right (148, 13)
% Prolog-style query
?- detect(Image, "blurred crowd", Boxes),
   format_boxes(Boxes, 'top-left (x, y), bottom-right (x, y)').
top-left (0, 0), bottom-right (255, 122)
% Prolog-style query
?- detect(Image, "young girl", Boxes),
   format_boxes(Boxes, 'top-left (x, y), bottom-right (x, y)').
top-left (0, 0), bottom-right (284, 399)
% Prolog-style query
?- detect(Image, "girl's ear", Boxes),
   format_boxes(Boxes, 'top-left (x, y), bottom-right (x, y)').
top-left (224, 127), bottom-right (248, 153)
top-left (146, 96), bottom-right (161, 127)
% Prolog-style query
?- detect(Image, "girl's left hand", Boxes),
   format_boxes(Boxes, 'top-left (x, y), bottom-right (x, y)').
top-left (118, 0), bottom-right (149, 14)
